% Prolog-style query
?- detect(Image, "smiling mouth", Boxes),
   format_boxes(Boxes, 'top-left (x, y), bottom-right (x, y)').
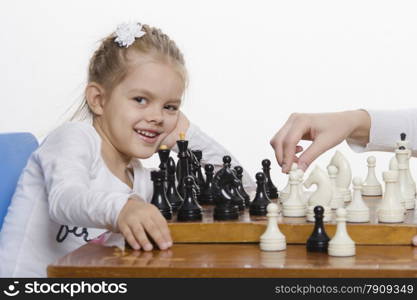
top-left (135, 129), bottom-right (161, 144)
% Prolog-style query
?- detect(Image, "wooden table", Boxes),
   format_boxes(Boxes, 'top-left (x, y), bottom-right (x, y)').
top-left (48, 198), bottom-right (417, 278)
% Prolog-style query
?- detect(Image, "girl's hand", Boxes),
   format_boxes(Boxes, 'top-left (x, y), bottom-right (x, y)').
top-left (117, 196), bottom-right (172, 251)
top-left (161, 111), bottom-right (190, 149)
top-left (270, 110), bottom-right (371, 173)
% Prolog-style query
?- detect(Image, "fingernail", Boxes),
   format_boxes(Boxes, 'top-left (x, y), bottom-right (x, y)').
top-left (167, 241), bottom-right (173, 247)
top-left (144, 244), bottom-right (153, 251)
top-left (160, 243), bottom-right (168, 250)
top-left (282, 163), bottom-right (287, 173)
top-left (133, 244), bottom-right (140, 250)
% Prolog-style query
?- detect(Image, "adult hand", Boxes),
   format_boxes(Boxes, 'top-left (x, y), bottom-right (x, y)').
top-left (270, 110), bottom-right (371, 173)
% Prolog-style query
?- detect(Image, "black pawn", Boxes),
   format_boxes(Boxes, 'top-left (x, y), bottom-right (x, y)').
top-left (177, 176), bottom-right (202, 222)
top-left (150, 170), bottom-right (172, 220)
top-left (306, 206), bottom-right (330, 253)
top-left (165, 157), bottom-right (183, 212)
top-left (234, 166), bottom-right (251, 207)
top-left (200, 164), bottom-right (215, 205)
top-left (249, 172), bottom-right (271, 216)
top-left (262, 159), bottom-right (279, 199)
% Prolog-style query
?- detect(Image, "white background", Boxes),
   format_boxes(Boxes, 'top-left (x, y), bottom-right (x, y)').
top-left (1, 0), bottom-right (417, 188)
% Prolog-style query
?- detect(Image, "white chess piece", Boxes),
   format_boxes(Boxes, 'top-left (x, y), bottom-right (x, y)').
top-left (396, 148), bottom-right (415, 209)
top-left (395, 133), bottom-right (417, 197)
top-left (260, 203), bottom-right (286, 251)
top-left (389, 156), bottom-right (398, 171)
top-left (362, 156), bottom-right (382, 196)
top-left (328, 151), bottom-right (352, 202)
top-left (282, 171), bottom-right (306, 217)
top-left (327, 165), bottom-right (344, 209)
top-left (389, 156), bottom-right (406, 210)
top-left (328, 208), bottom-right (356, 257)
top-left (304, 166), bottom-right (332, 222)
top-left (295, 169), bottom-right (308, 205)
top-left (378, 171), bottom-right (405, 223)
top-left (279, 163), bottom-right (298, 201)
top-left (346, 177), bottom-right (370, 223)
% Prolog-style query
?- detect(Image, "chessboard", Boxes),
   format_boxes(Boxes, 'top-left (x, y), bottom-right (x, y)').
top-left (168, 197), bottom-right (417, 245)
top-left (151, 134), bottom-right (417, 247)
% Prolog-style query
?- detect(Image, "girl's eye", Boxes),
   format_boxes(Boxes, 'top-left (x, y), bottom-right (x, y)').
top-left (164, 105), bottom-right (179, 111)
top-left (134, 97), bottom-right (148, 104)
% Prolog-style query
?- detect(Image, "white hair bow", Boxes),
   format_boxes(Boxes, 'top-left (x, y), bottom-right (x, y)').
top-left (114, 22), bottom-right (146, 48)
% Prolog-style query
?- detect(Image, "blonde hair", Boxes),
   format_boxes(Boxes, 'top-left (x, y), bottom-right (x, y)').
top-left (71, 24), bottom-right (187, 120)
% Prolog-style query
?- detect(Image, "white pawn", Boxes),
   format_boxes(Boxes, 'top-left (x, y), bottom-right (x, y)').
top-left (346, 177), bottom-right (370, 223)
top-left (260, 203), bottom-right (286, 251)
top-left (362, 156), bottom-right (382, 196)
top-left (328, 151), bottom-right (352, 202)
top-left (279, 163), bottom-right (298, 201)
top-left (282, 171), bottom-right (306, 217)
top-left (396, 148), bottom-right (415, 209)
top-left (378, 171), bottom-right (405, 223)
top-left (328, 208), bottom-right (356, 257)
top-left (327, 165), bottom-right (344, 209)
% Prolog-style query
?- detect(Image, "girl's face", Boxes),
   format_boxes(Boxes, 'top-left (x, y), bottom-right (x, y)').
top-left (96, 57), bottom-right (184, 160)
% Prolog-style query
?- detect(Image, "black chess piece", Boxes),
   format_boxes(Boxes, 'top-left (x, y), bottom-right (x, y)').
top-left (176, 138), bottom-right (190, 198)
top-left (187, 150), bottom-right (201, 200)
top-left (165, 157), bottom-right (183, 212)
top-left (199, 164), bottom-right (215, 205)
top-left (213, 167), bottom-right (240, 221)
top-left (262, 159), bottom-right (279, 199)
top-left (223, 155), bottom-right (232, 168)
top-left (158, 146), bottom-right (170, 188)
top-left (177, 176), bottom-right (202, 222)
top-left (234, 166), bottom-right (251, 207)
top-left (229, 177), bottom-right (246, 211)
top-left (306, 206), bottom-right (330, 252)
top-left (192, 150), bottom-right (206, 191)
top-left (249, 172), bottom-right (271, 216)
top-left (150, 170), bottom-right (172, 220)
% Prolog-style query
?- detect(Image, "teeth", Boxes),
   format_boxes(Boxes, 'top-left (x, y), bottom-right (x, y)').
top-left (137, 130), bottom-right (157, 137)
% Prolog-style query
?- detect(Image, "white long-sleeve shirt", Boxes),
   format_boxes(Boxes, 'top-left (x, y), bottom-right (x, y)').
top-left (0, 121), bottom-right (255, 277)
top-left (348, 109), bottom-right (417, 154)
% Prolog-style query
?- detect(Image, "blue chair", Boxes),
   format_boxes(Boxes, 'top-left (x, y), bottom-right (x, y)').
top-left (0, 133), bottom-right (38, 231)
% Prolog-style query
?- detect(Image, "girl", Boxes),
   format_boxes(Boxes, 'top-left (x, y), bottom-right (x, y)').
top-left (0, 23), bottom-right (255, 277)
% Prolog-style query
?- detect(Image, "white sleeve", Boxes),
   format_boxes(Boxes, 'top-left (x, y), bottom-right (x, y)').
top-left (172, 123), bottom-right (256, 192)
top-left (35, 123), bottom-right (130, 232)
top-left (347, 109), bottom-right (417, 156)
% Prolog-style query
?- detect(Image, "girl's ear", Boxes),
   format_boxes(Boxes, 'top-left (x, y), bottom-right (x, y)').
top-left (85, 83), bottom-right (106, 115)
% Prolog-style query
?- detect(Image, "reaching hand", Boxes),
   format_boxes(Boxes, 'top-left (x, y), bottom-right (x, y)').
top-left (270, 110), bottom-right (371, 173)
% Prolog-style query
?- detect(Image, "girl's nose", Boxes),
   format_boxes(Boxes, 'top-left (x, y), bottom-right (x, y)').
top-left (145, 106), bottom-right (163, 123)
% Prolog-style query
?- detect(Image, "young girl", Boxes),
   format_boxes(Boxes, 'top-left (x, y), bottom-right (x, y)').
top-left (0, 22), bottom-right (255, 277)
